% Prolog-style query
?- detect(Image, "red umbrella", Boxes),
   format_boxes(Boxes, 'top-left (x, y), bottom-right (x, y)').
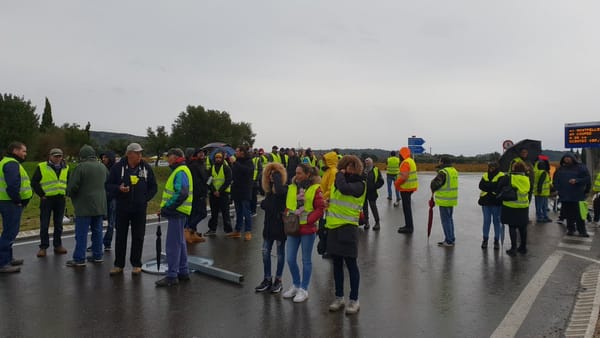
top-left (427, 194), bottom-right (435, 241)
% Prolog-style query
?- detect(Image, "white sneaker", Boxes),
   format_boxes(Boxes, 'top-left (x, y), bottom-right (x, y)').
top-left (282, 286), bottom-right (298, 299)
top-left (329, 297), bottom-right (345, 312)
top-left (293, 288), bottom-right (308, 303)
top-left (345, 300), bottom-right (360, 314)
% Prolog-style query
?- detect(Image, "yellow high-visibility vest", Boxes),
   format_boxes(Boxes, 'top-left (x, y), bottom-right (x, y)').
top-left (38, 162), bottom-right (68, 196)
top-left (503, 174), bottom-right (530, 209)
top-left (326, 182), bottom-right (366, 229)
top-left (479, 171), bottom-right (504, 198)
top-left (211, 165), bottom-right (231, 193)
top-left (0, 157), bottom-right (33, 200)
top-left (533, 163), bottom-right (551, 197)
top-left (161, 165), bottom-right (194, 215)
top-left (399, 158), bottom-right (418, 190)
top-left (285, 184), bottom-right (319, 225)
top-left (386, 157), bottom-right (400, 175)
top-left (434, 167), bottom-right (458, 207)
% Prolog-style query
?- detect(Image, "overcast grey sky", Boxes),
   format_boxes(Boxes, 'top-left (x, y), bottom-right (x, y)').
top-left (2, 1), bottom-right (600, 155)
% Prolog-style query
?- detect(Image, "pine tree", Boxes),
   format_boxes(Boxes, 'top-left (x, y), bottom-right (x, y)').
top-left (40, 97), bottom-right (55, 132)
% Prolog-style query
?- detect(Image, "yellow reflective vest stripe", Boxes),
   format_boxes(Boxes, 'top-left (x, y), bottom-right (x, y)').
top-left (479, 171), bottom-right (504, 198)
top-left (399, 158), bottom-right (418, 190)
top-left (161, 165), bottom-right (194, 215)
top-left (434, 167), bottom-right (458, 207)
top-left (286, 183), bottom-right (319, 224)
top-left (593, 173), bottom-right (600, 192)
top-left (211, 165), bottom-right (231, 193)
top-left (325, 182), bottom-right (366, 229)
top-left (271, 153), bottom-right (281, 163)
top-left (386, 157), bottom-right (400, 175)
top-left (533, 164), bottom-right (551, 197)
top-left (503, 174), bottom-right (530, 208)
top-left (0, 157), bottom-right (33, 200)
top-left (252, 157), bottom-right (260, 181)
top-left (38, 162), bottom-right (68, 196)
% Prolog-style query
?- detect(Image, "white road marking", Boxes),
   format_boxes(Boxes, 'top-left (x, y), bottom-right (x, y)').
top-left (558, 243), bottom-right (592, 251)
top-left (491, 251), bottom-right (564, 338)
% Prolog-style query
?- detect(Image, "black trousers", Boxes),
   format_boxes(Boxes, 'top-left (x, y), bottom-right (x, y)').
top-left (508, 224), bottom-right (527, 250)
top-left (562, 201), bottom-right (587, 234)
top-left (39, 195), bottom-right (66, 249)
top-left (593, 194), bottom-right (600, 222)
top-left (208, 192), bottom-right (232, 232)
top-left (400, 191), bottom-right (414, 229)
top-left (251, 183), bottom-right (259, 214)
top-left (362, 198), bottom-right (380, 223)
top-left (187, 197), bottom-right (207, 232)
top-left (114, 207), bottom-right (147, 268)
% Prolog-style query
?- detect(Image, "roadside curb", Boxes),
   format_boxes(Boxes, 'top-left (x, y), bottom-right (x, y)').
top-left (565, 266), bottom-right (600, 338)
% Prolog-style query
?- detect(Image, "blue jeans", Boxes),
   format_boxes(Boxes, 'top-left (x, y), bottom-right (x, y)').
top-left (386, 174), bottom-right (400, 201)
top-left (439, 206), bottom-right (455, 244)
top-left (103, 198), bottom-right (116, 248)
top-left (286, 233), bottom-right (316, 290)
top-left (73, 216), bottom-right (104, 262)
top-left (166, 214), bottom-right (189, 278)
top-left (262, 239), bottom-right (285, 279)
top-left (234, 199), bottom-right (252, 232)
top-left (0, 201), bottom-right (23, 266)
top-left (535, 196), bottom-right (549, 221)
top-left (482, 205), bottom-right (502, 241)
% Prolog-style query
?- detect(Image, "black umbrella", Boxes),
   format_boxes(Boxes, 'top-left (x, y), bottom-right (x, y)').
top-left (498, 139), bottom-right (542, 172)
top-left (156, 213), bottom-right (162, 271)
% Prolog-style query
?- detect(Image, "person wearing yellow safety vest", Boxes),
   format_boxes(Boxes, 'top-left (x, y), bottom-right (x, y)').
top-left (301, 148), bottom-right (317, 167)
top-left (0, 142), bottom-right (31, 273)
top-left (270, 145), bottom-right (282, 164)
top-left (553, 152), bottom-right (591, 237)
top-left (156, 148), bottom-right (193, 287)
top-left (498, 162), bottom-right (531, 256)
top-left (282, 163), bottom-right (324, 303)
top-left (205, 151), bottom-right (233, 236)
top-left (593, 170), bottom-right (600, 225)
top-left (31, 148), bottom-right (69, 258)
top-left (478, 161), bottom-right (504, 249)
top-left (431, 157), bottom-right (458, 247)
top-left (395, 147), bottom-right (419, 234)
top-left (325, 155), bottom-right (366, 315)
top-left (533, 157), bottom-right (552, 223)
top-left (362, 158), bottom-right (384, 230)
top-left (251, 150), bottom-right (263, 216)
top-left (386, 151), bottom-right (401, 206)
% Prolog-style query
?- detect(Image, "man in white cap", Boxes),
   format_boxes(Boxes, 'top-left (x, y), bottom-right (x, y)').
top-left (31, 148), bottom-right (69, 257)
top-left (106, 142), bottom-right (157, 276)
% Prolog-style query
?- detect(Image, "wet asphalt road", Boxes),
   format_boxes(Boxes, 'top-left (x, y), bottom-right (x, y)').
top-left (1, 173), bottom-right (598, 337)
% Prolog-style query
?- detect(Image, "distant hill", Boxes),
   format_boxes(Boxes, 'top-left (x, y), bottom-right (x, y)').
top-left (90, 131), bottom-right (145, 146)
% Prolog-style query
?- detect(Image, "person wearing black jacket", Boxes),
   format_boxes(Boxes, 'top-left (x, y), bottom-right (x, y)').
top-left (184, 148), bottom-right (209, 243)
top-left (478, 162), bottom-right (504, 249)
top-left (106, 143), bottom-right (158, 275)
top-left (255, 163), bottom-right (288, 293)
top-left (228, 146), bottom-right (255, 240)
top-left (362, 158), bottom-right (384, 230)
top-left (205, 152), bottom-right (233, 236)
top-left (286, 148), bottom-right (301, 184)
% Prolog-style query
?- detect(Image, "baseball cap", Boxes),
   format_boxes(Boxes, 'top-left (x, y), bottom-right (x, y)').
top-left (49, 148), bottom-right (63, 156)
top-left (126, 143), bottom-right (143, 153)
top-left (167, 148), bottom-right (184, 158)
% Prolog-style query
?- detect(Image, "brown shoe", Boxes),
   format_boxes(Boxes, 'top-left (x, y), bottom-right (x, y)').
top-left (37, 249), bottom-right (47, 258)
top-left (184, 228), bottom-right (194, 244)
top-left (244, 232), bottom-right (252, 241)
top-left (109, 267), bottom-right (124, 276)
top-left (226, 231), bottom-right (241, 239)
top-left (54, 246), bottom-right (67, 255)
top-left (131, 267), bottom-right (142, 275)
top-left (191, 232), bottom-right (206, 243)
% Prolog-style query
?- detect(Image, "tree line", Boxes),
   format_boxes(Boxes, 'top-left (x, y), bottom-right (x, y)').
top-left (0, 93), bottom-right (255, 161)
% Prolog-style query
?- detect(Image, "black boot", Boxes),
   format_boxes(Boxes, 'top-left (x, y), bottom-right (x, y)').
top-left (373, 222), bottom-right (381, 231)
top-left (397, 226), bottom-right (413, 234)
top-left (506, 227), bottom-right (518, 256)
top-left (517, 225), bottom-right (527, 254)
top-left (481, 239), bottom-right (488, 249)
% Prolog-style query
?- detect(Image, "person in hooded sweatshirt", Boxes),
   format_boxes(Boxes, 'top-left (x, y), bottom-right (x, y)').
top-left (106, 143), bottom-right (157, 275)
top-left (66, 145), bottom-right (108, 267)
top-left (228, 145), bottom-right (255, 241)
top-left (317, 151), bottom-right (339, 256)
top-left (553, 152), bottom-right (591, 237)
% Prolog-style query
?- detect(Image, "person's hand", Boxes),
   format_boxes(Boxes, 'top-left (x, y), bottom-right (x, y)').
top-left (569, 178), bottom-right (576, 185)
top-left (119, 183), bottom-right (130, 193)
top-left (214, 191), bottom-right (220, 197)
top-left (323, 199), bottom-right (329, 209)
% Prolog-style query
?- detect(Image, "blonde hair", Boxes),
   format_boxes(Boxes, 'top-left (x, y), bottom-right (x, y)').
top-left (262, 163), bottom-right (287, 194)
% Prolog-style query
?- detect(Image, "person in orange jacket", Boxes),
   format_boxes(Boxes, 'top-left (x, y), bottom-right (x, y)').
top-left (395, 147), bottom-right (419, 234)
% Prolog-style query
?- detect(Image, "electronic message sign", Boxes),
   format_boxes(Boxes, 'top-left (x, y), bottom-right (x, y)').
top-left (564, 122), bottom-right (600, 148)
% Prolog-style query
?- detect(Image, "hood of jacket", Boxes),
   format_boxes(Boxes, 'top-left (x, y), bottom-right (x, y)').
top-left (323, 151), bottom-right (338, 169)
top-left (399, 147), bottom-right (412, 160)
top-left (99, 151), bottom-right (116, 168)
top-left (559, 152), bottom-right (579, 166)
top-left (79, 145), bottom-right (97, 161)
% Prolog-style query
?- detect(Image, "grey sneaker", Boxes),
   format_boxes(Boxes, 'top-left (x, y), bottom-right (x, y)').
top-left (329, 297), bottom-right (345, 312)
top-left (0, 264), bottom-right (20, 273)
top-left (345, 300), bottom-right (360, 314)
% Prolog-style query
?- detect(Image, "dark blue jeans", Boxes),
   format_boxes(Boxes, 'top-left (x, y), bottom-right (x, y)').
top-left (482, 205), bottom-right (502, 241)
top-left (386, 174), bottom-right (400, 201)
top-left (103, 198), bottom-right (116, 248)
top-left (262, 239), bottom-right (285, 279)
top-left (0, 201), bottom-right (23, 266)
top-left (73, 215), bottom-right (103, 262)
top-left (39, 195), bottom-right (66, 249)
top-left (333, 255), bottom-right (360, 301)
top-left (234, 199), bottom-right (252, 232)
top-left (439, 206), bottom-right (455, 244)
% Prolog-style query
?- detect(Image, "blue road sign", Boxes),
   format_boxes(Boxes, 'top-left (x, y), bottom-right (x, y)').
top-left (408, 137), bottom-right (425, 146)
top-left (408, 145), bottom-right (426, 154)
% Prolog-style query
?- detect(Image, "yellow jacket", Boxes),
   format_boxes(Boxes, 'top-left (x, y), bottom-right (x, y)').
top-left (320, 151), bottom-right (339, 201)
